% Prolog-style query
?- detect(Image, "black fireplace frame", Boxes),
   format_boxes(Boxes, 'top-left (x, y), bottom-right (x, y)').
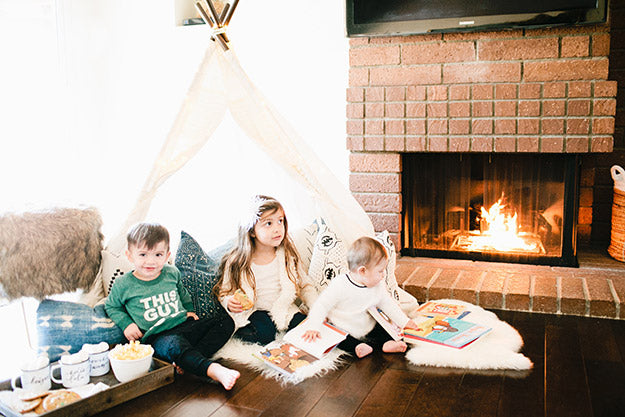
top-left (400, 153), bottom-right (579, 267)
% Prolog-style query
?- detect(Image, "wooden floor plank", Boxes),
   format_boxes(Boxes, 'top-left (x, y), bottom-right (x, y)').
top-left (451, 371), bottom-right (504, 417)
top-left (581, 319), bottom-right (625, 417)
top-left (163, 364), bottom-right (260, 417)
top-left (577, 317), bottom-right (622, 362)
top-left (306, 352), bottom-right (389, 417)
top-left (224, 373), bottom-right (286, 411)
top-left (256, 364), bottom-right (348, 417)
top-left (403, 367), bottom-right (464, 417)
top-left (93, 373), bottom-right (204, 417)
top-left (497, 311), bottom-right (545, 417)
top-left (354, 368), bottom-right (422, 417)
top-left (544, 315), bottom-right (593, 417)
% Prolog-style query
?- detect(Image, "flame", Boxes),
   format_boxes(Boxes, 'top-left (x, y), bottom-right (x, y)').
top-left (467, 195), bottom-right (539, 252)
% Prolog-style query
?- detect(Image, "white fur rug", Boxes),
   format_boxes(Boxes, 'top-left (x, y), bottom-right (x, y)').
top-left (212, 337), bottom-right (347, 385)
top-left (405, 299), bottom-right (533, 370)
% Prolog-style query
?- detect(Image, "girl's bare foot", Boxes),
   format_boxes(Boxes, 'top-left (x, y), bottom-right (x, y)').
top-left (207, 362), bottom-right (240, 390)
top-left (382, 340), bottom-right (407, 353)
top-left (355, 343), bottom-right (373, 358)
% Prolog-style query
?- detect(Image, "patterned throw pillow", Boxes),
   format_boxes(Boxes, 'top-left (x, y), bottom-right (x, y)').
top-left (307, 219), bottom-right (348, 291)
top-left (174, 231), bottom-right (232, 321)
top-left (99, 250), bottom-right (134, 297)
top-left (36, 299), bottom-right (125, 362)
top-left (290, 220), bottom-right (320, 273)
top-left (375, 230), bottom-right (400, 302)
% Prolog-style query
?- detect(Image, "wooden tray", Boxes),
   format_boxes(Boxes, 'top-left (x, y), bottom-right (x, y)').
top-left (0, 358), bottom-right (174, 417)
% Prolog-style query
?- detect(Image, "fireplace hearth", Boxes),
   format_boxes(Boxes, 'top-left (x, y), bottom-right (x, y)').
top-left (402, 153), bottom-right (578, 266)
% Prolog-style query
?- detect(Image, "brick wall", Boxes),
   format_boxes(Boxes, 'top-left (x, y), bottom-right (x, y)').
top-left (347, 14), bottom-right (620, 249)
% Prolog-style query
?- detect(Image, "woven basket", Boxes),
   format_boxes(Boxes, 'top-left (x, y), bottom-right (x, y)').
top-left (608, 187), bottom-right (625, 262)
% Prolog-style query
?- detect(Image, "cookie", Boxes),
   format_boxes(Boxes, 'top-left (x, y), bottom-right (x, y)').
top-left (42, 390), bottom-right (81, 411)
top-left (33, 401), bottom-right (46, 415)
top-left (17, 390), bottom-right (50, 401)
top-left (12, 397), bottom-right (41, 414)
top-left (234, 290), bottom-right (253, 310)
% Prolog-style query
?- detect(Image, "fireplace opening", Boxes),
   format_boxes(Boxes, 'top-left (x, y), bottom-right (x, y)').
top-left (401, 153), bottom-right (579, 267)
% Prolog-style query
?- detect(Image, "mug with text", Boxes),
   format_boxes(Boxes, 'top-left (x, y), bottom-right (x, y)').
top-left (51, 352), bottom-right (90, 388)
top-left (11, 357), bottom-right (51, 394)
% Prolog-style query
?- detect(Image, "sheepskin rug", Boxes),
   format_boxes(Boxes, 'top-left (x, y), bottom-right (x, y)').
top-left (0, 207), bottom-right (103, 300)
top-left (405, 299), bottom-right (533, 370)
top-left (213, 337), bottom-right (347, 385)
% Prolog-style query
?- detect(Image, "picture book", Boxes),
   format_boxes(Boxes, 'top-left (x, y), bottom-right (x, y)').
top-left (253, 319), bottom-right (348, 375)
top-left (254, 342), bottom-right (319, 375)
top-left (403, 316), bottom-right (491, 349)
top-left (367, 306), bottom-right (403, 341)
top-left (415, 301), bottom-right (470, 320)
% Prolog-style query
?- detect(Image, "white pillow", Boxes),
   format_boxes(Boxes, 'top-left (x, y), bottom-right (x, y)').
top-left (375, 230), bottom-right (419, 314)
top-left (99, 250), bottom-right (134, 296)
top-left (307, 220), bottom-right (348, 291)
top-left (290, 221), bottom-right (320, 273)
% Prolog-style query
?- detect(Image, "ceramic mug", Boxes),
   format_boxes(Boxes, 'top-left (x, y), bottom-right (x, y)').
top-left (51, 358), bottom-right (90, 388)
top-left (88, 349), bottom-right (110, 376)
top-left (11, 363), bottom-right (51, 394)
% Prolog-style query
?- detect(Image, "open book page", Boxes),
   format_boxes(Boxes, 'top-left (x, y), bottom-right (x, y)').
top-left (415, 301), bottom-right (470, 320)
top-left (366, 306), bottom-right (403, 341)
top-left (283, 319), bottom-right (348, 359)
top-left (403, 316), bottom-right (491, 349)
top-left (253, 342), bottom-right (318, 375)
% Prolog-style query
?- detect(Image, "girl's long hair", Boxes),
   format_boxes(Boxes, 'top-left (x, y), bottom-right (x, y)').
top-left (216, 195), bottom-right (303, 298)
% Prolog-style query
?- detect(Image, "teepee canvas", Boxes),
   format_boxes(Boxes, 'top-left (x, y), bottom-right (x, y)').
top-left (106, 1), bottom-right (374, 255)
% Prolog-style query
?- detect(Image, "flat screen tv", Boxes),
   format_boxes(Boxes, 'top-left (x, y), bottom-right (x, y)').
top-left (346, 0), bottom-right (608, 37)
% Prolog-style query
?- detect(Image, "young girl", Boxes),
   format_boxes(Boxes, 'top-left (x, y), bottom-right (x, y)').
top-left (216, 195), bottom-right (317, 344)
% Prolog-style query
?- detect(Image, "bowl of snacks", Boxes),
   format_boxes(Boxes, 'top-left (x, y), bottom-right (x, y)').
top-left (108, 341), bottom-right (154, 383)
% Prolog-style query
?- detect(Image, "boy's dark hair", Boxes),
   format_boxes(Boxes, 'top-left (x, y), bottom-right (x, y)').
top-left (127, 223), bottom-right (170, 250)
top-left (347, 236), bottom-right (388, 271)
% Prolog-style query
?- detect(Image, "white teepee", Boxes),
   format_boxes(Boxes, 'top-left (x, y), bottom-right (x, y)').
top-left (105, 42), bottom-right (374, 255)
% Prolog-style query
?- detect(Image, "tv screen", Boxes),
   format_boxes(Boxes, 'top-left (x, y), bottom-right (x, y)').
top-left (346, 0), bottom-right (608, 37)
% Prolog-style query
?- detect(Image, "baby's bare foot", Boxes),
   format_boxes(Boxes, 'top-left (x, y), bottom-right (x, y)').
top-left (355, 343), bottom-right (373, 358)
top-left (382, 340), bottom-right (407, 353)
top-left (207, 362), bottom-right (240, 390)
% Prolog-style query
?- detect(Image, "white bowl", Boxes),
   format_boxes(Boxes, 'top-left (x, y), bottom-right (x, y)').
top-left (108, 345), bottom-right (154, 383)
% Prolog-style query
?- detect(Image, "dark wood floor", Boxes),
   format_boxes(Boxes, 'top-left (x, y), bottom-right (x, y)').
top-left (94, 310), bottom-right (625, 417)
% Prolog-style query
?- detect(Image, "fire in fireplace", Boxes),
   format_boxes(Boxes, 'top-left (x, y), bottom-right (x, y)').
top-left (402, 153), bottom-right (578, 266)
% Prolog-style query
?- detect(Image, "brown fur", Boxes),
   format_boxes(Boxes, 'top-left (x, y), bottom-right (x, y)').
top-left (0, 207), bottom-right (103, 300)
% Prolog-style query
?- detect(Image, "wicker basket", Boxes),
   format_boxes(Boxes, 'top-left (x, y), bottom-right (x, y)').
top-left (608, 187), bottom-right (625, 262)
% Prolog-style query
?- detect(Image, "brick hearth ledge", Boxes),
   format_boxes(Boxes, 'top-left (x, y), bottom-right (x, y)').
top-left (396, 249), bottom-right (625, 320)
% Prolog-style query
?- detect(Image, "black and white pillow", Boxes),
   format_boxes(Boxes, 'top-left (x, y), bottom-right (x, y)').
top-left (307, 219), bottom-right (348, 290)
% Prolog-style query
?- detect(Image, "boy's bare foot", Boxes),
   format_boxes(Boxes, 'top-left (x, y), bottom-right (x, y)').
top-left (355, 343), bottom-right (373, 358)
top-left (382, 340), bottom-right (407, 353)
top-left (172, 362), bottom-right (184, 375)
top-left (207, 362), bottom-right (240, 390)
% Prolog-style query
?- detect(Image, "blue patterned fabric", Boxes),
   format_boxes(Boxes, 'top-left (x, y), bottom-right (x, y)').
top-left (174, 231), bottom-right (232, 322)
top-left (36, 299), bottom-right (125, 362)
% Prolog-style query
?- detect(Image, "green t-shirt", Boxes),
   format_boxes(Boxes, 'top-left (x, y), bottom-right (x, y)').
top-left (105, 264), bottom-right (195, 341)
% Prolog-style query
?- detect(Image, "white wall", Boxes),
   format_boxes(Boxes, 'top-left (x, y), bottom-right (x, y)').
top-left (0, 0), bottom-right (349, 245)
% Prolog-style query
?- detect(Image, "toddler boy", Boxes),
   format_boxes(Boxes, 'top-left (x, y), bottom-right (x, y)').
top-left (105, 223), bottom-right (239, 389)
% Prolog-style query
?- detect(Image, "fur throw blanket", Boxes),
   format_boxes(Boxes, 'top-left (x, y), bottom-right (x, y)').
top-left (0, 207), bottom-right (103, 300)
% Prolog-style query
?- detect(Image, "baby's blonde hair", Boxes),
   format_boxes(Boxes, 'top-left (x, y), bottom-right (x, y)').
top-left (347, 236), bottom-right (388, 272)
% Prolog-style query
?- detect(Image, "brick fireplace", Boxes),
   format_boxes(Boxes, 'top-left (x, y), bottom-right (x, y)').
top-left (347, 25), bottom-right (617, 249)
top-left (346, 7), bottom-right (625, 318)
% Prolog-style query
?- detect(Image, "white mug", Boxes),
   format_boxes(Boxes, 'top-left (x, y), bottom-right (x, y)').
top-left (11, 363), bottom-right (51, 394)
top-left (88, 349), bottom-right (110, 376)
top-left (51, 358), bottom-right (90, 388)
